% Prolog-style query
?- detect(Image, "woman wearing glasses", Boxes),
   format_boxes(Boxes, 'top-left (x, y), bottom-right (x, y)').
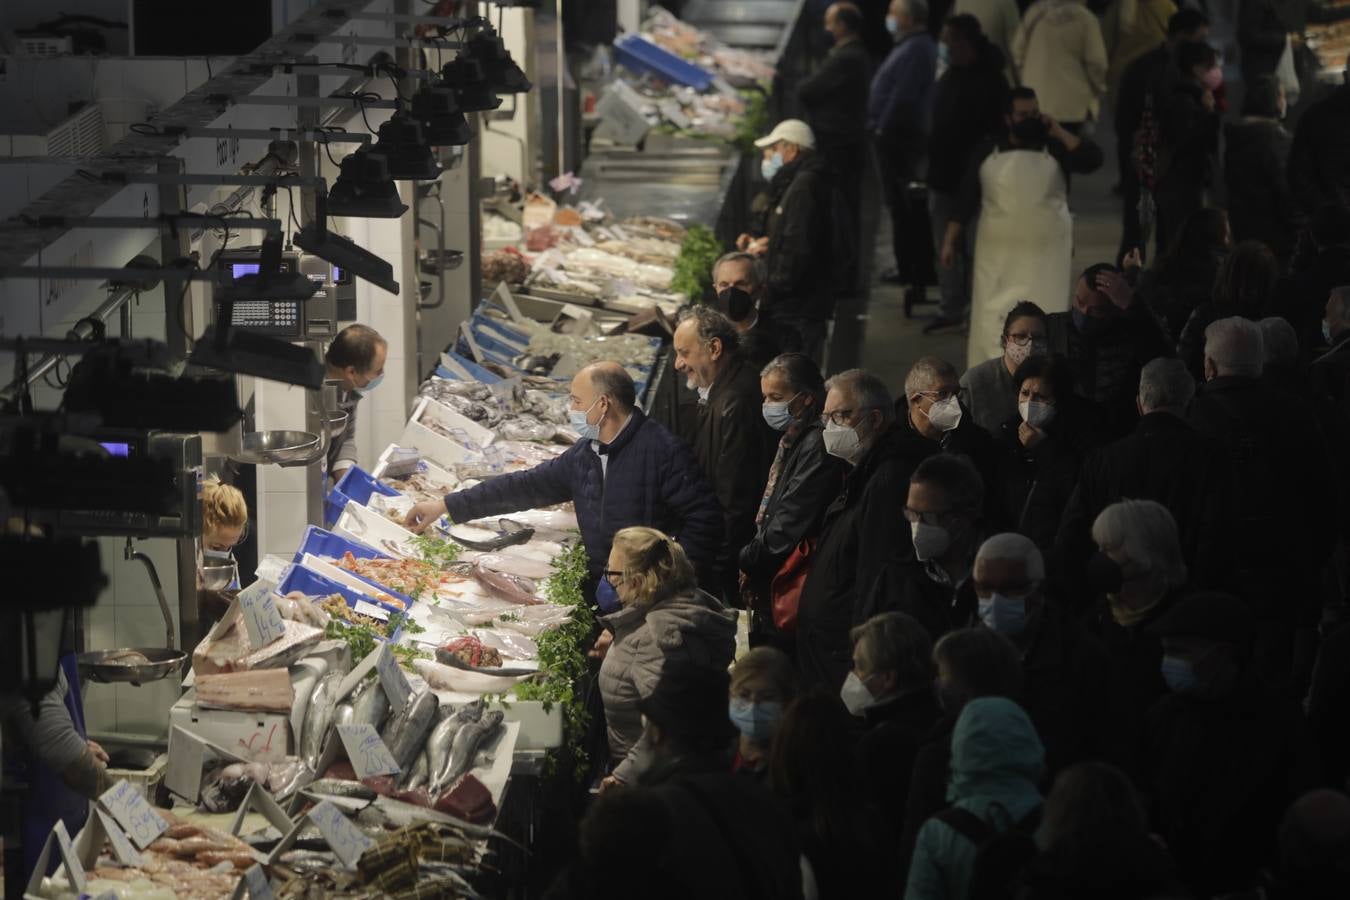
top-left (959, 301), bottom-right (1049, 434)
top-left (594, 526), bottom-right (736, 792)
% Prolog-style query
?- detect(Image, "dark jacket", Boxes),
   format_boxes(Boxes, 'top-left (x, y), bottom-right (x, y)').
top-left (899, 712), bottom-right (958, 885)
top-left (1157, 78), bottom-right (1219, 190)
top-left (1224, 118), bottom-right (1297, 261)
top-left (1308, 621), bottom-right (1350, 789)
top-left (1187, 375), bottom-right (1335, 622)
top-left (993, 417), bottom-right (1084, 552)
top-left (693, 357), bottom-right (778, 587)
top-left (1114, 43), bottom-right (1172, 159)
top-left (1056, 412), bottom-right (1232, 593)
top-left (855, 689), bottom-right (942, 845)
top-left (1133, 251), bottom-right (1225, 341)
top-left (1086, 592), bottom-right (1175, 767)
top-left (1044, 303), bottom-right (1174, 441)
top-left (861, 554), bottom-right (978, 644)
top-left (926, 43), bottom-right (1010, 193)
top-left (1280, 243), bottom-right (1350, 360)
top-left (1309, 331), bottom-right (1350, 414)
top-left (1238, 0), bottom-right (1298, 81)
top-left (897, 405), bottom-right (1006, 529)
top-left (1020, 825), bottom-right (1183, 900)
top-left (737, 317), bottom-right (785, 371)
top-left (443, 408), bottom-right (722, 583)
top-left (1018, 606), bottom-right (1119, 776)
top-left (738, 419), bottom-right (845, 590)
top-left (1141, 671), bottom-right (1318, 897)
top-left (1288, 84), bottom-right (1350, 215)
top-left (762, 151), bottom-right (836, 323)
top-left (796, 425), bottom-right (935, 690)
top-left (797, 38), bottom-right (873, 148)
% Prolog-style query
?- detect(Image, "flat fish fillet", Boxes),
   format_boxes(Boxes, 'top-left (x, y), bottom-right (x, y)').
top-left (195, 668), bottom-right (293, 713)
top-left (192, 619), bottom-right (323, 675)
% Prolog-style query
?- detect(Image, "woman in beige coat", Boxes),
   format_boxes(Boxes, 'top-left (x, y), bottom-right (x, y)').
top-left (1012, 0), bottom-right (1109, 130)
top-left (595, 526), bottom-right (737, 789)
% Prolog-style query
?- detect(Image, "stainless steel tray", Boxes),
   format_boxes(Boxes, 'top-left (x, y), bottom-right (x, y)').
top-left (78, 647), bottom-right (186, 686)
top-left (232, 430), bottom-right (321, 465)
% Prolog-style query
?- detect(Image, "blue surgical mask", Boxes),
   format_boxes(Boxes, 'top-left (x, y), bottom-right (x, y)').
top-left (596, 577), bottom-right (622, 613)
top-left (728, 698), bottom-right (784, 742)
top-left (1161, 655), bottom-right (1198, 694)
top-left (885, 15), bottom-right (900, 35)
top-left (569, 398), bottom-right (601, 441)
top-left (760, 152), bottom-right (784, 181)
top-left (1324, 319), bottom-right (1334, 344)
top-left (978, 592), bottom-right (1030, 636)
top-left (762, 396), bottom-right (798, 432)
top-left (355, 372), bottom-right (384, 396)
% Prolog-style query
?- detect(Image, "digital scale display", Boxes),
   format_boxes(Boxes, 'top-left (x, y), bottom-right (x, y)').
top-left (98, 442), bottom-right (131, 457)
top-left (230, 262), bottom-right (262, 279)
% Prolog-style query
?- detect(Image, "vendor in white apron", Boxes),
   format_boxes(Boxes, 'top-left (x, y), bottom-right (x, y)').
top-left (939, 86), bottom-right (1104, 369)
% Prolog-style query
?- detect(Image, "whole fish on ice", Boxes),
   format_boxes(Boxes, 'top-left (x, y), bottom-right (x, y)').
top-left (442, 710), bottom-right (504, 787)
top-left (380, 689), bottom-right (439, 774)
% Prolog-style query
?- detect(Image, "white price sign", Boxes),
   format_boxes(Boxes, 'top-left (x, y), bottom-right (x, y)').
top-left (308, 801), bottom-right (375, 868)
top-left (376, 644), bottom-right (412, 709)
top-left (353, 600), bottom-right (390, 622)
top-left (237, 580), bottom-right (287, 648)
top-left (336, 723), bottom-right (401, 779)
top-left (99, 780), bottom-right (169, 849)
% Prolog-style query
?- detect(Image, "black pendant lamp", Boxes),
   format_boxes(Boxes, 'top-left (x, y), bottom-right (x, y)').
top-left (328, 146), bottom-right (409, 218)
top-left (410, 84), bottom-right (474, 146)
top-left (466, 29), bottom-right (532, 94)
top-left (440, 57), bottom-right (502, 112)
top-left (372, 112), bottom-right (440, 180)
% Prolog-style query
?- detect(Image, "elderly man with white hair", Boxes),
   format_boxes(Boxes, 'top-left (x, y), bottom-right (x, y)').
top-left (1056, 356), bottom-right (1232, 591)
top-left (1187, 329), bottom-right (1335, 691)
top-left (974, 532), bottom-right (1115, 773)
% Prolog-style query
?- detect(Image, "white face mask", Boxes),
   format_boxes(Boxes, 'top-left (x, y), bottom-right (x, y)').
top-left (203, 548), bottom-right (233, 561)
top-left (840, 671), bottom-right (876, 717)
top-left (1018, 399), bottom-right (1056, 428)
top-left (925, 396), bottom-right (963, 433)
top-left (1005, 338), bottom-right (1047, 368)
top-left (911, 521), bottom-right (952, 561)
top-left (823, 419), bottom-right (865, 464)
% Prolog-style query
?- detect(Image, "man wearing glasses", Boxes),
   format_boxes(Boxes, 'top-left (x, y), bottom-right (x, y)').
top-left (795, 369), bottom-right (935, 690)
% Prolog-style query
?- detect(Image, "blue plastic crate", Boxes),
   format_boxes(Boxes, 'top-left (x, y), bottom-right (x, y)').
top-left (614, 34), bottom-right (713, 91)
top-left (436, 351), bottom-right (502, 384)
top-left (324, 466), bottom-right (401, 528)
top-left (291, 526), bottom-right (417, 609)
top-left (277, 564), bottom-right (404, 642)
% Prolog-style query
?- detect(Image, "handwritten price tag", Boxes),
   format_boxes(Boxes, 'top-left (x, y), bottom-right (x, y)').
top-left (376, 644), bottom-right (412, 709)
top-left (308, 801), bottom-right (375, 868)
top-left (99, 780), bottom-right (168, 849)
top-left (238, 581), bottom-right (287, 649)
top-left (96, 807), bottom-right (144, 867)
top-left (336, 723), bottom-right (401, 779)
top-left (353, 600), bottom-right (390, 622)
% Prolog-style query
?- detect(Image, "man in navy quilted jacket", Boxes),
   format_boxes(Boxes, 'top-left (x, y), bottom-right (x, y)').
top-left (404, 362), bottom-right (723, 593)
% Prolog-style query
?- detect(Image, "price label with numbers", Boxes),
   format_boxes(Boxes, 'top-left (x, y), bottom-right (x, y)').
top-left (335, 723), bottom-right (400, 779)
top-left (376, 644), bottom-right (412, 709)
top-left (238, 580), bottom-right (287, 648)
top-left (308, 801), bottom-right (375, 868)
top-left (99, 780), bottom-right (169, 849)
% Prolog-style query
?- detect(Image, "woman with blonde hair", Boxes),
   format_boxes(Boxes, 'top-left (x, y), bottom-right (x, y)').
top-left (199, 477), bottom-right (249, 595)
top-left (596, 526), bottom-right (736, 790)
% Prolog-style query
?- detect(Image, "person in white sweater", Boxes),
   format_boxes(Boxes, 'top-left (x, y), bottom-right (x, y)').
top-left (1012, 0), bottom-right (1109, 130)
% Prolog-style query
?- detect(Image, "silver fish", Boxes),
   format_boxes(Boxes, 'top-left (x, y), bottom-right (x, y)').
top-left (429, 701), bottom-right (485, 794)
top-left (380, 689), bottom-right (439, 774)
top-left (302, 672), bottom-right (342, 772)
top-left (305, 778), bottom-right (377, 801)
top-left (442, 710), bottom-right (504, 787)
top-left (350, 676), bottom-right (390, 731)
top-left (334, 702), bottom-right (355, 729)
top-left (401, 748), bottom-right (431, 791)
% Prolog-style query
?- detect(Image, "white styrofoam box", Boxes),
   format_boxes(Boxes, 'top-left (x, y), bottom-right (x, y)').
top-left (169, 689), bottom-right (293, 762)
top-left (103, 754), bottom-right (168, 803)
top-left (399, 419), bottom-right (483, 467)
top-left (406, 396), bottom-right (496, 450)
top-left (334, 501), bottom-right (420, 559)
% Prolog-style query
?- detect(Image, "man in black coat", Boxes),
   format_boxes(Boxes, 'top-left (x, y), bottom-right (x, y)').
top-left (710, 251), bottom-right (787, 371)
top-left (1282, 203), bottom-right (1350, 361)
top-left (798, 3), bottom-right (873, 292)
top-left (1224, 76), bottom-right (1298, 264)
top-left (1056, 358), bottom-right (1232, 592)
top-left (970, 533), bottom-right (1118, 777)
top-left (1114, 8), bottom-right (1209, 263)
top-left (1140, 592), bottom-right (1319, 898)
top-left (796, 369), bottom-right (933, 690)
top-left (404, 362), bottom-right (722, 588)
top-left (1289, 57), bottom-right (1350, 216)
top-left (861, 453), bottom-right (982, 640)
top-left (1045, 263), bottom-right (1174, 440)
top-left (737, 119), bottom-right (836, 362)
top-left (1187, 317), bottom-right (1335, 689)
top-left (673, 306), bottom-right (778, 604)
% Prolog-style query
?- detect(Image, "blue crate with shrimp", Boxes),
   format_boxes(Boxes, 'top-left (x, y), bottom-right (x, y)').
top-left (291, 526), bottom-right (417, 609)
top-left (277, 564), bottom-right (404, 642)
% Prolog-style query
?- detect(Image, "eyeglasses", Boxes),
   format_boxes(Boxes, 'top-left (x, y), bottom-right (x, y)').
top-left (821, 408), bottom-right (858, 427)
top-left (1005, 332), bottom-right (1044, 346)
top-left (909, 387), bottom-right (956, 403)
top-left (903, 506), bottom-right (950, 527)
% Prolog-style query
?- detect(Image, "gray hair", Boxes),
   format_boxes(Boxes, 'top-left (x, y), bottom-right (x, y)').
top-left (904, 355), bottom-right (959, 400)
top-left (975, 533), bottom-right (1046, 583)
top-left (911, 453), bottom-right (984, 518)
top-left (900, 0), bottom-right (930, 26)
top-left (849, 611), bottom-right (933, 687)
top-left (1090, 499), bottom-right (1187, 591)
top-left (1330, 286), bottom-right (1350, 326)
top-left (826, 368), bottom-right (897, 425)
top-left (676, 304), bottom-right (741, 356)
top-left (761, 352), bottom-right (826, 405)
top-left (1204, 316), bottom-right (1264, 378)
top-left (1258, 317), bottom-right (1300, 367)
top-left (1138, 357), bottom-right (1195, 413)
top-left (711, 251), bottom-right (763, 290)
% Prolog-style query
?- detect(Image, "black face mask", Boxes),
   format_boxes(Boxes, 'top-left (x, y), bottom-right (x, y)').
top-left (1011, 117), bottom-right (1048, 145)
top-left (1085, 551), bottom-right (1124, 595)
top-left (715, 287), bottom-right (755, 322)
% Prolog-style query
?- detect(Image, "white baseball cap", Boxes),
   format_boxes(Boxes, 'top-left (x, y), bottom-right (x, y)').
top-left (754, 119), bottom-right (815, 150)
